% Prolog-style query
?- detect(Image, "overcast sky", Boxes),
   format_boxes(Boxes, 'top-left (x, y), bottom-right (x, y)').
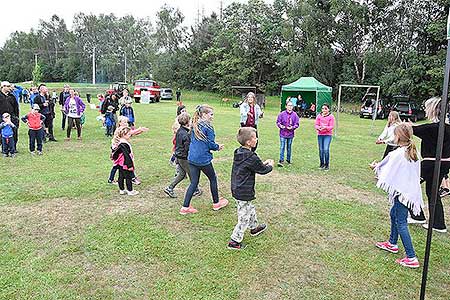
top-left (0, 0), bottom-right (271, 47)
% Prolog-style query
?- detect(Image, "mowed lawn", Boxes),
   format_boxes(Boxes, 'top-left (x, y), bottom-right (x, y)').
top-left (1, 87), bottom-right (449, 300)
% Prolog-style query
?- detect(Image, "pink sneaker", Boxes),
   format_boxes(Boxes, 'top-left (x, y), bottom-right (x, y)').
top-left (179, 206), bottom-right (198, 215)
top-left (375, 241), bottom-right (399, 254)
top-left (395, 256), bottom-right (420, 268)
top-left (212, 197), bottom-right (229, 211)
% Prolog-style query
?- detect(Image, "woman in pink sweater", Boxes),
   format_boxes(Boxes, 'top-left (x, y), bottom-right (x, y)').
top-left (314, 103), bottom-right (335, 170)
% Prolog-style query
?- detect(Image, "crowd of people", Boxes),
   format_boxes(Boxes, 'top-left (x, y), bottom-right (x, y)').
top-left (2, 82), bottom-right (448, 263)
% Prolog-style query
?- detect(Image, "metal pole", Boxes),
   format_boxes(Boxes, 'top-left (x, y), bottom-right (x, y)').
top-left (335, 85), bottom-right (342, 137)
top-left (419, 14), bottom-right (450, 299)
top-left (34, 54), bottom-right (38, 67)
top-left (371, 87), bottom-right (380, 135)
top-left (92, 47), bottom-right (96, 85)
top-left (124, 53), bottom-right (127, 83)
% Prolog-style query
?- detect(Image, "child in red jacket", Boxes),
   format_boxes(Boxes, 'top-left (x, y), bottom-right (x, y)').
top-left (21, 104), bottom-right (46, 155)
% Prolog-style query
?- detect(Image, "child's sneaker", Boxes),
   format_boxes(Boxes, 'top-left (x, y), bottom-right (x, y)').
top-left (132, 177), bottom-right (141, 185)
top-left (10, 153), bottom-right (15, 158)
top-left (375, 241), bottom-right (399, 254)
top-left (37, 151), bottom-right (43, 155)
top-left (193, 189), bottom-right (203, 197)
top-left (250, 224), bottom-right (268, 237)
top-left (227, 240), bottom-right (246, 250)
top-left (395, 256), bottom-right (420, 268)
top-left (179, 206), bottom-right (198, 215)
top-left (127, 190), bottom-right (139, 196)
top-left (119, 190), bottom-right (126, 195)
top-left (212, 197), bottom-right (229, 211)
top-left (439, 187), bottom-right (450, 197)
top-left (2, 153), bottom-right (8, 158)
top-left (164, 186), bottom-right (177, 198)
top-left (30, 151), bottom-right (35, 155)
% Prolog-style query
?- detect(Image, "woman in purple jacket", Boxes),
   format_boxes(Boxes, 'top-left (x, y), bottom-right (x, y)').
top-left (276, 101), bottom-right (300, 167)
top-left (64, 88), bottom-right (85, 140)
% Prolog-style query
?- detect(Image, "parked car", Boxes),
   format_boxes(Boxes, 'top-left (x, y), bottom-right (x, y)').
top-left (359, 93), bottom-right (390, 119)
top-left (133, 79), bottom-right (160, 103)
top-left (160, 88), bottom-right (173, 100)
top-left (106, 82), bottom-right (128, 98)
top-left (391, 95), bottom-right (426, 122)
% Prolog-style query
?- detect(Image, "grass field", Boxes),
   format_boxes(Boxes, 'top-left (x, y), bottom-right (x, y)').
top-left (1, 85), bottom-right (449, 299)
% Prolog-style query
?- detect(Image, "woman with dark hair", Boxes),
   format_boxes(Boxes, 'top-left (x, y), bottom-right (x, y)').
top-left (409, 97), bottom-right (450, 233)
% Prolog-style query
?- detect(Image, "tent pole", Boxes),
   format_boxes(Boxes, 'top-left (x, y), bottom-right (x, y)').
top-left (419, 36), bottom-right (450, 300)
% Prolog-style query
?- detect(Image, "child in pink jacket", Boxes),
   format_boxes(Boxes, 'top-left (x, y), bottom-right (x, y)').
top-left (314, 103), bottom-right (335, 170)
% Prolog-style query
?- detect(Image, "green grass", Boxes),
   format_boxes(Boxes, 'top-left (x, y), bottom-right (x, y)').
top-left (0, 85), bottom-right (449, 299)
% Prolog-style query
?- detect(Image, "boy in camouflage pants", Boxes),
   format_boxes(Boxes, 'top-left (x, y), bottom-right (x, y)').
top-left (228, 127), bottom-right (274, 250)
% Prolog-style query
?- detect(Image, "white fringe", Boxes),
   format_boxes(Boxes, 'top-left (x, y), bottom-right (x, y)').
top-left (376, 181), bottom-right (422, 216)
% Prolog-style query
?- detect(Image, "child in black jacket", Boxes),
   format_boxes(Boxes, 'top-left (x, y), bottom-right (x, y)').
top-left (164, 113), bottom-right (201, 198)
top-left (228, 127), bottom-right (274, 250)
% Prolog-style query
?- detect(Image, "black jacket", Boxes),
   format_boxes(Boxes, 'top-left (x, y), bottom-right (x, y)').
top-left (0, 91), bottom-right (20, 126)
top-left (59, 91), bottom-right (70, 105)
top-left (112, 142), bottom-right (134, 169)
top-left (231, 147), bottom-right (272, 201)
top-left (101, 96), bottom-right (119, 114)
top-left (174, 126), bottom-right (190, 159)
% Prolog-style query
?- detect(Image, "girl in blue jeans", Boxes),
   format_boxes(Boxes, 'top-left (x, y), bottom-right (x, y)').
top-left (371, 123), bottom-right (423, 268)
top-left (315, 103), bottom-right (335, 170)
top-left (276, 101), bottom-right (299, 166)
top-left (180, 104), bottom-right (229, 215)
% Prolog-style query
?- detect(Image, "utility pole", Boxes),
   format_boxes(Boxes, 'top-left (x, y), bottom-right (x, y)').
top-left (220, 1), bottom-right (223, 20)
top-left (34, 53), bottom-right (38, 68)
top-left (124, 52), bottom-right (127, 83)
top-left (92, 47), bottom-right (96, 85)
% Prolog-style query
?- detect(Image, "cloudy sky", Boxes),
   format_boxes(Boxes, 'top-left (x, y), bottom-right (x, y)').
top-left (0, 0), bottom-right (271, 47)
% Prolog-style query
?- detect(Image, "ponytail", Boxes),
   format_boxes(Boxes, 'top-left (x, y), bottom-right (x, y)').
top-left (406, 139), bottom-right (418, 162)
top-left (191, 104), bottom-right (213, 141)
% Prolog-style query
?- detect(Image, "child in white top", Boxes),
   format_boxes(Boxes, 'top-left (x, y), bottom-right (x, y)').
top-left (371, 123), bottom-right (423, 268)
top-left (376, 111), bottom-right (402, 158)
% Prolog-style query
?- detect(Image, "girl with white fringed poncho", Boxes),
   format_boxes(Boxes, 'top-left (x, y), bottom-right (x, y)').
top-left (370, 123), bottom-right (424, 269)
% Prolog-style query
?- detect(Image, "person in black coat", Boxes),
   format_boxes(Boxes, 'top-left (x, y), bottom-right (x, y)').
top-left (228, 127), bottom-right (274, 250)
top-left (164, 112), bottom-right (201, 198)
top-left (0, 81), bottom-right (20, 151)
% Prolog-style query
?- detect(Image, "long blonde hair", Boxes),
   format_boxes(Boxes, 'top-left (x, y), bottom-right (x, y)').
top-left (387, 111), bottom-right (401, 127)
top-left (424, 96), bottom-right (441, 123)
top-left (394, 123), bottom-right (418, 162)
top-left (112, 126), bottom-right (131, 145)
top-left (192, 104), bottom-right (213, 141)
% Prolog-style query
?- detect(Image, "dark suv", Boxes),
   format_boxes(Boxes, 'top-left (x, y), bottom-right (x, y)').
top-left (391, 96), bottom-right (425, 122)
top-left (359, 94), bottom-right (390, 119)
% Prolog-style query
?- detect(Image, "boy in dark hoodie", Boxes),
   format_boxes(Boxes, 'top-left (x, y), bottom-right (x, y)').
top-left (228, 127), bottom-right (274, 250)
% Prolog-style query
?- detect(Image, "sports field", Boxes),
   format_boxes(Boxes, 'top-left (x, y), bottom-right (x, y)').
top-left (1, 86), bottom-right (449, 300)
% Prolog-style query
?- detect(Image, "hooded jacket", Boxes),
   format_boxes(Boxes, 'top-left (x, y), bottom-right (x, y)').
top-left (174, 126), bottom-right (190, 159)
top-left (231, 146), bottom-right (273, 201)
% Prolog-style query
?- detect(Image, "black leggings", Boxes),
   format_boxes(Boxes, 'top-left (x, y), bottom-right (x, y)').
top-left (410, 160), bottom-right (450, 229)
top-left (183, 163), bottom-right (219, 207)
top-left (67, 117), bottom-right (82, 138)
top-left (118, 167), bottom-right (133, 191)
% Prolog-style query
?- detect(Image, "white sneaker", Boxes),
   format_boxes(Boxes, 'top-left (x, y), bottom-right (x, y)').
top-left (422, 223), bottom-right (447, 233)
top-left (407, 217), bottom-right (426, 224)
top-left (127, 190), bottom-right (139, 196)
top-left (119, 190), bottom-right (126, 195)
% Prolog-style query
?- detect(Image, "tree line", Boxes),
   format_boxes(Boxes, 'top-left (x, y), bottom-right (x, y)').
top-left (0, 0), bottom-right (448, 102)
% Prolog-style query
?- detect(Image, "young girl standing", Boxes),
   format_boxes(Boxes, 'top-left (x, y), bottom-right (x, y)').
top-left (376, 111), bottom-right (401, 159)
top-left (371, 123), bottom-right (423, 268)
top-left (111, 126), bottom-right (139, 196)
top-left (180, 104), bottom-right (228, 215)
top-left (315, 103), bottom-right (335, 170)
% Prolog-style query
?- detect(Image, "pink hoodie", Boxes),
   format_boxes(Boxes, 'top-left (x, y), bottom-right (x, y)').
top-left (315, 113), bottom-right (335, 136)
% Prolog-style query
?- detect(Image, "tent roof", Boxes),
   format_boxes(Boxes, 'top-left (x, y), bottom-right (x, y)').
top-left (281, 77), bottom-right (332, 92)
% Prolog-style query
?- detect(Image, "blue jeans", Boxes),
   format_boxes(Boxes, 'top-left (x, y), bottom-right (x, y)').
top-left (318, 135), bottom-right (332, 167)
top-left (183, 163), bottom-right (219, 208)
top-left (389, 197), bottom-right (416, 258)
top-left (279, 137), bottom-right (293, 162)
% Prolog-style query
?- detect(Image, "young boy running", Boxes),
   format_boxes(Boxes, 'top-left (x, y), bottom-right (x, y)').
top-left (228, 127), bottom-right (274, 250)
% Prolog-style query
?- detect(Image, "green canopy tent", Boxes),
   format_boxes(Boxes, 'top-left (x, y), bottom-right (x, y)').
top-left (280, 77), bottom-right (333, 112)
